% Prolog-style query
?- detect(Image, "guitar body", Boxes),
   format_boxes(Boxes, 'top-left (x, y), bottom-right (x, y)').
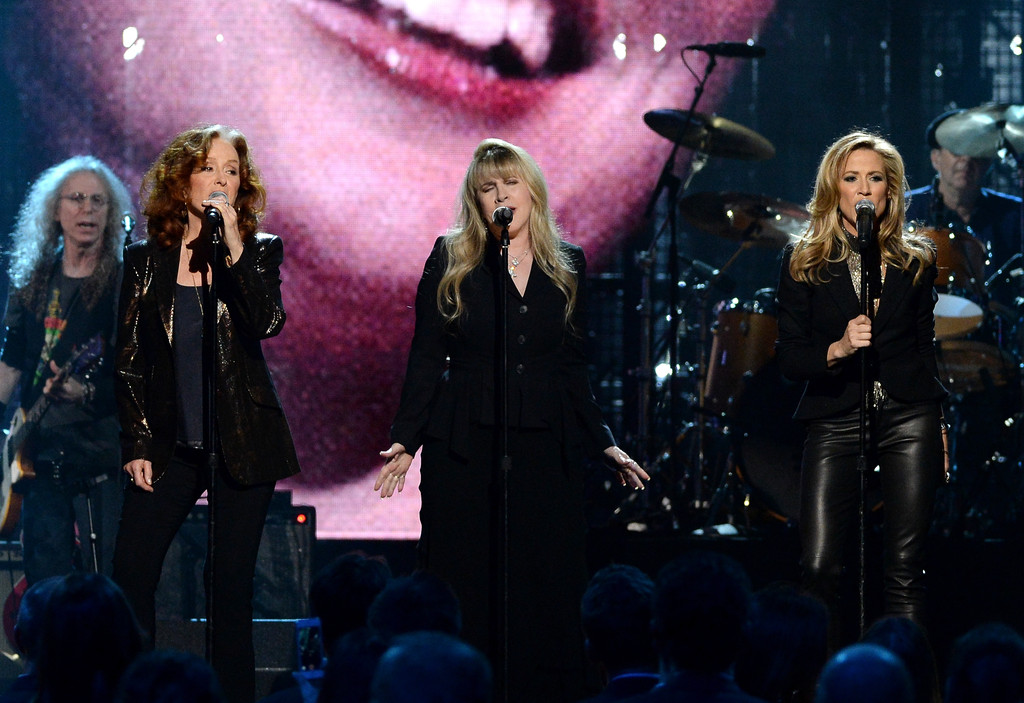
top-left (1, 409), bottom-right (35, 537)
top-left (0, 334), bottom-right (103, 537)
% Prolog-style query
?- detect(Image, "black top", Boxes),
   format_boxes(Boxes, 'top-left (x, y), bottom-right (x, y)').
top-left (1, 263), bottom-right (120, 470)
top-left (116, 235), bottom-right (300, 485)
top-left (390, 235), bottom-right (615, 460)
top-left (173, 283), bottom-right (205, 447)
top-left (775, 248), bottom-right (947, 420)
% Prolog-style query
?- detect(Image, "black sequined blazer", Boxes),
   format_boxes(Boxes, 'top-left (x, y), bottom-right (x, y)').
top-left (115, 233), bottom-right (300, 485)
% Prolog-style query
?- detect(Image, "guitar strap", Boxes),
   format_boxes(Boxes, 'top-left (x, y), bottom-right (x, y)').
top-left (29, 259), bottom-right (84, 393)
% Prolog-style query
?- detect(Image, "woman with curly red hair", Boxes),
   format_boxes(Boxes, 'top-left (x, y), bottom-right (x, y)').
top-left (111, 124), bottom-right (300, 703)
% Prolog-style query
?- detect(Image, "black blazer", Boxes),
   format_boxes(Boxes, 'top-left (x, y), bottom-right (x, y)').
top-left (115, 233), bottom-right (300, 485)
top-left (390, 236), bottom-right (615, 461)
top-left (775, 247), bottom-right (946, 421)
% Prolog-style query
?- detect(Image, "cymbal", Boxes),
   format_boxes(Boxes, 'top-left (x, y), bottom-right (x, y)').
top-left (644, 109), bottom-right (776, 161)
top-left (935, 103), bottom-right (1024, 158)
top-left (679, 191), bottom-right (809, 247)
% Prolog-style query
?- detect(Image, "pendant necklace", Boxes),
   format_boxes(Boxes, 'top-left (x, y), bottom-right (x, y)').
top-left (184, 237), bottom-right (205, 314)
top-left (509, 247), bottom-right (531, 278)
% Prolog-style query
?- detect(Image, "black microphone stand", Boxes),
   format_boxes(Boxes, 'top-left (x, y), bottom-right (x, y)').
top-left (497, 222), bottom-right (511, 703)
top-left (201, 207), bottom-right (224, 664)
top-left (855, 214), bottom-right (873, 636)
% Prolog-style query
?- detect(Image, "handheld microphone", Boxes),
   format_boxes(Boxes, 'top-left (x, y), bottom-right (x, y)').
top-left (683, 42), bottom-right (766, 59)
top-left (492, 206), bottom-right (513, 227)
top-left (121, 212), bottom-right (136, 236)
top-left (204, 191), bottom-right (229, 228)
top-left (855, 199), bottom-right (875, 249)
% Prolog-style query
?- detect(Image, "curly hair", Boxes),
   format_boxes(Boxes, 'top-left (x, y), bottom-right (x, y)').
top-left (790, 130), bottom-right (934, 286)
top-left (438, 138), bottom-right (578, 327)
top-left (140, 124), bottom-right (266, 247)
top-left (7, 156), bottom-right (131, 316)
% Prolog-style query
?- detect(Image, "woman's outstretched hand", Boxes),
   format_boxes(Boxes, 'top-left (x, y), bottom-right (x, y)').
top-left (604, 446), bottom-right (650, 490)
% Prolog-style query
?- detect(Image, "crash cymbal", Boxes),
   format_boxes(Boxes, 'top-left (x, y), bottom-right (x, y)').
top-left (644, 109), bottom-right (776, 161)
top-left (935, 103), bottom-right (1024, 158)
top-left (679, 191), bottom-right (809, 247)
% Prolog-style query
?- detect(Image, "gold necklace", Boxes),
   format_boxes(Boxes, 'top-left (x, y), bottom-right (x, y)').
top-left (508, 247), bottom-right (531, 278)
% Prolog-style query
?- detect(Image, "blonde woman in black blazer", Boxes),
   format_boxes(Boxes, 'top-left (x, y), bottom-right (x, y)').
top-left (375, 139), bottom-right (647, 702)
top-left (776, 131), bottom-right (948, 634)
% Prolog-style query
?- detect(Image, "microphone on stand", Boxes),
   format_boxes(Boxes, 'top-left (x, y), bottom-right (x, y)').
top-left (683, 42), bottom-right (766, 59)
top-left (492, 207), bottom-right (513, 227)
top-left (204, 191), bottom-right (229, 228)
top-left (121, 212), bottom-right (136, 236)
top-left (855, 199), bottom-right (876, 250)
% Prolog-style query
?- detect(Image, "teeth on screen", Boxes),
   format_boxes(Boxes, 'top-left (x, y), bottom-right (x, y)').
top-left (376, 0), bottom-right (554, 72)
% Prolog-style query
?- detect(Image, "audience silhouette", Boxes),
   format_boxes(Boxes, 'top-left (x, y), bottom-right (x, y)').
top-left (578, 564), bottom-right (659, 702)
top-left (34, 572), bottom-right (144, 703)
top-left (310, 551), bottom-right (392, 652)
top-left (0, 576), bottom-right (62, 703)
top-left (8, 545), bottom-right (1024, 703)
top-left (317, 627), bottom-right (388, 703)
top-left (366, 571), bottom-right (462, 643)
top-left (370, 631), bottom-right (492, 703)
top-left (814, 643), bottom-right (913, 703)
top-left (944, 622), bottom-right (1024, 703)
top-left (735, 583), bottom-right (830, 703)
top-left (114, 649), bottom-right (226, 703)
top-left (862, 616), bottom-right (942, 703)
top-left (620, 550), bottom-right (765, 703)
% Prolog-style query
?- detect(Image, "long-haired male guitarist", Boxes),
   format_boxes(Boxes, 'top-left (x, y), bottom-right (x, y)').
top-left (0, 156), bottom-right (131, 585)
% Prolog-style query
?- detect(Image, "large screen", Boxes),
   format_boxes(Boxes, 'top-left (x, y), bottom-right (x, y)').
top-left (1, 0), bottom-right (777, 537)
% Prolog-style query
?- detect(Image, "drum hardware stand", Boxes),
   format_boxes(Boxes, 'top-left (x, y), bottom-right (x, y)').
top-left (631, 149), bottom-right (712, 527)
top-left (696, 428), bottom-right (751, 535)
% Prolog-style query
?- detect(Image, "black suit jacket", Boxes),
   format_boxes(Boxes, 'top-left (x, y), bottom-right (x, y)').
top-left (115, 234), bottom-right (300, 485)
top-left (775, 247), bottom-right (946, 420)
top-left (390, 236), bottom-right (614, 460)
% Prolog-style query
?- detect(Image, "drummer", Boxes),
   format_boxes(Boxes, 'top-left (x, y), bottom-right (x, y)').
top-left (905, 107), bottom-right (1023, 304)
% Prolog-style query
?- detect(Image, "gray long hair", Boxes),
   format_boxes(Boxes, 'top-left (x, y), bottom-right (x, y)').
top-left (7, 156), bottom-right (132, 315)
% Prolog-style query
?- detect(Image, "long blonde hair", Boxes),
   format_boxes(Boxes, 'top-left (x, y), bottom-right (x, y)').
top-left (790, 131), bottom-right (934, 285)
top-left (437, 138), bottom-right (578, 327)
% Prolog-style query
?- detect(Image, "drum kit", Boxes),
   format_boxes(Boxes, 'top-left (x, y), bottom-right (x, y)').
top-left (626, 102), bottom-right (1024, 538)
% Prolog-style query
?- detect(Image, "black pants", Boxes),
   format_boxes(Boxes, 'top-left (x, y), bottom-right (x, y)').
top-left (419, 426), bottom-right (590, 703)
top-left (111, 447), bottom-right (276, 703)
top-left (800, 398), bottom-right (942, 628)
top-left (22, 462), bottom-right (122, 585)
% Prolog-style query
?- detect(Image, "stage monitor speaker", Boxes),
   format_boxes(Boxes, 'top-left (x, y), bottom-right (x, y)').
top-left (155, 490), bottom-right (315, 620)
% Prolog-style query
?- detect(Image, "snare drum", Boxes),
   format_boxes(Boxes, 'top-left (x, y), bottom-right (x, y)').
top-left (919, 227), bottom-right (988, 339)
top-left (703, 299), bottom-right (778, 418)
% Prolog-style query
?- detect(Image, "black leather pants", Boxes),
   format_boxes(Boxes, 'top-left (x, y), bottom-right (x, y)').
top-left (800, 397), bottom-right (942, 626)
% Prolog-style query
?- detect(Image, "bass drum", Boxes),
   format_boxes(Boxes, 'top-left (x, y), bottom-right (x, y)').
top-left (703, 298), bottom-right (780, 418)
top-left (733, 357), bottom-right (806, 523)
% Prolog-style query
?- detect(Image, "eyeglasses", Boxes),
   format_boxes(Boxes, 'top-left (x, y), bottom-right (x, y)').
top-left (61, 192), bottom-right (109, 208)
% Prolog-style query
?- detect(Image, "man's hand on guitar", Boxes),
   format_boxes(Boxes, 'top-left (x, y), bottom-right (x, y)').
top-left (125, 458), bottom-right (154, 492)
top-left (43, 360), bottom-right (93, 405)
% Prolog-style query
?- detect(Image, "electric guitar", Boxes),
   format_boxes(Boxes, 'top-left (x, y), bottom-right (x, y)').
top-left (0, 335), bottom-right (105, 536)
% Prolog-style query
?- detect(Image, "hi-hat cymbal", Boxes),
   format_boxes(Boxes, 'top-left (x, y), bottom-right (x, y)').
top-left (935, 103), bottom-right (1024, 158)
top-left (679, 191), bottom-right (809, 247)
top-left (644, 109), bottom-right (776, 161)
